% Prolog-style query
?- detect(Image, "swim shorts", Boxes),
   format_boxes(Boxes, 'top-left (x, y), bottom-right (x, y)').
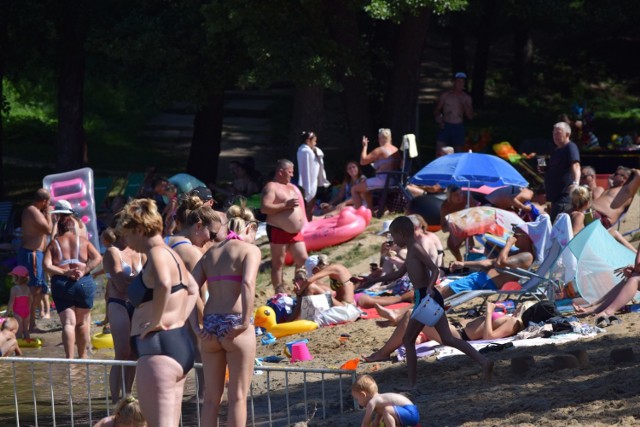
top-left (50, 274), bottom-right (96, 312)
top-left (267, 224), bottom-right (304, 244)
top-left (393, 404), bottom-right (420, 426)
top-left (18, 248), bottom-right (47, 289)
top-left (448, 271), bottom-right (497, 294)
top-left (436, 122), bottom-right (466, 149)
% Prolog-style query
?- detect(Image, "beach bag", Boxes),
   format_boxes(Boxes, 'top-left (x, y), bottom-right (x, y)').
top-left (521, 301), bottom-right (561, 327)
top-left (267, 293), bottom-right (295, 323)
top-left (410, 293), bottom-right (444, 326)
top-left (299, 293), bottom-right (333, 321)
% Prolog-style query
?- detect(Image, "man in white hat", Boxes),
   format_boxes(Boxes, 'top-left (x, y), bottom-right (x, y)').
top-left (434, 72), bottom-right (474, 155)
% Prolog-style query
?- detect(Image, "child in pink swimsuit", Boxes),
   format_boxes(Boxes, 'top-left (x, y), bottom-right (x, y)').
top-left (7, 266), bottom-right (33, 340)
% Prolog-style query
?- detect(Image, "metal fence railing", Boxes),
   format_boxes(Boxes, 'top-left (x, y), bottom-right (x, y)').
top-left (0, 357), bottom-right (357, 427)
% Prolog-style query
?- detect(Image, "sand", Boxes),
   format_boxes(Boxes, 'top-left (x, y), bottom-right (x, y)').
top-left (24, 196), bottom-right (640, 426)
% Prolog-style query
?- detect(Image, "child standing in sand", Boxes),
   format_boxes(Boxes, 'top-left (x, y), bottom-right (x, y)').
top-left (0, 317), bottom-right (23, 357)
top-left (388, 216), bottom-right (492, 390)
top-left (6, 266), bottom-right (33, 340)
top-left (352, 374), bottom-right (420, 427)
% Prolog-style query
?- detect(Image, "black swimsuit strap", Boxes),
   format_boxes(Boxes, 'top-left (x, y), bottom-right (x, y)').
top-left (162, 247), bottom-right (183, 283)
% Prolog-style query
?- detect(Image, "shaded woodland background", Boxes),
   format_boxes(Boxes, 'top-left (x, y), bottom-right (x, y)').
top-left (1, 0), bottom-right (640, 198)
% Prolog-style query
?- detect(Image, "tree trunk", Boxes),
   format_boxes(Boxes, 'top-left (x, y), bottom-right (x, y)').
top-left (187, 92), bottom-right (225, 187)
top-left (450, 13), bottom-right (467, 76)
top-left (56, 1), bottom-right (87, 171)
top-left (513, 24), bottom-right (533, 94)
top-left (289, 86), bottom-right (324, 159)
top-left (385, 8), bottom-right (432, 138)
top-left (0, 8), bottom-right (6, 197)
top-left (328, 0), bottom-right (374, 146)
top-left (470, 0), bottom-right (497, 107)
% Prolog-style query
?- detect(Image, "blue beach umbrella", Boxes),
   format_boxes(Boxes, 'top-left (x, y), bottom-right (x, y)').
top-left (409, 152), bottom-right (529, 188)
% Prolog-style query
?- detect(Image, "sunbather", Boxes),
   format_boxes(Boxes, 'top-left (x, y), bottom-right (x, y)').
top-left (437, 226), bottom-right (535, 298)
top-left (362, 300), bottom-right (533, 362)
top-left (573, 250), bottom-right (640, 327)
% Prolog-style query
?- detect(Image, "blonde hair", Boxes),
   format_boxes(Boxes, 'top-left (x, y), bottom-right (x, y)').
top-left (352, 374), bottom-right (378, 394)
top-left (378, 128), bottom-right (392, 140)
top-left (571, 186), bottom-right (591, 210)
top-left (113, 395), bottom-right (146, 427)
top-left (407, 214), bottom-right (429, 232)
top-left (117, 199), bottom-right (163, 237)
top-left (175, 194), bottom-right (205, 226)
top-left (185, 205), bottom-right (221, 228)
top-left (226, 199), bottom-right (257, 235)
top-left (1, 317), bottom-right (18, 332)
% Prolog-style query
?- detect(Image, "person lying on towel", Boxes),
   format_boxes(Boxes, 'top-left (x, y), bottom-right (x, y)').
top-left (436, 226), bottom-right (535, 299)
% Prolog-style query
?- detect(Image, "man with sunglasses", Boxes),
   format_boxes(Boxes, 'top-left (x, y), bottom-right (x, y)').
top-left (592, 166), bottom-right (633, 228)
top-left (580, 166), bottom-right (605, 199)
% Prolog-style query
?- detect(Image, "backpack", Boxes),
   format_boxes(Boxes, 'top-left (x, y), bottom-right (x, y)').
top-left (521, 301), bottom-right (561, 327)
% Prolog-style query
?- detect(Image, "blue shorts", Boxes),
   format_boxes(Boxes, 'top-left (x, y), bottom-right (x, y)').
top-left (436, 122), bottom-right (466, 148)
top-left (394, 404), bottom-right (420, 426)
top-left (18, 248), bottom-right (47, 290)
top-left (51, 274), bottom-right (96, 312)
top-left (448, 271), bottom-right (497, 294)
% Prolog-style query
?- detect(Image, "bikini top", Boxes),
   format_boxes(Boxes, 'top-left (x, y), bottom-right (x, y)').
top-left (54, 235), bottom-right (82, 266)
top-left (106, 249), bottom-right (143, 279)
top-left (372, 146), bottom-right (397, 171)
top-left (163, 236), bottom-right (193, 249)
top-left (128, 248), bottom-right (187, 308)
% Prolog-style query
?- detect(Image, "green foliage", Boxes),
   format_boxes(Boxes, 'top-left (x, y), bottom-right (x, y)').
top-left (365, 0), bottom-right (467, 21)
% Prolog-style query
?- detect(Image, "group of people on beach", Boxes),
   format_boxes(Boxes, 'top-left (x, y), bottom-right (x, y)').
top-left (4, 71), bottom-right (640, 426)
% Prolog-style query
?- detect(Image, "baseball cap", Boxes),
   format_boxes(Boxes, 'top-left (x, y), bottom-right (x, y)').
top-left (191, 186), bottom-right (213, 202)
top-left (50, 199), bottom-right (75, 215)
top-left (454, 72), bottom-right (467, 79)
top-left (9, 265), bottom-right (29, 278)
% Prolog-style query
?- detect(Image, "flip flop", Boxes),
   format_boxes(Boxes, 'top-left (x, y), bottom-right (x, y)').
top-left (608, 315), bottom-right (623, 325)
top-left (595, 316), bottom-right (611, 328)
top-left (479, 342), bottom-right (514, 354)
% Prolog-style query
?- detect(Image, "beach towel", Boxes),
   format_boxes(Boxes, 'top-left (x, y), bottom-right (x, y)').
top-left (358, 302), bottom-right (412, 320)
top-left (518, 213), bottom-right (552, 266)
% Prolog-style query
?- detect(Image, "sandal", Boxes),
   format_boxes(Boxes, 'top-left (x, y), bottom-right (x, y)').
top-left (608, 315), bottom-right (623, 325)
top-left (479, 342), bottom-right (514, 354)
top-left (595, 316), bottom-right (611, 328)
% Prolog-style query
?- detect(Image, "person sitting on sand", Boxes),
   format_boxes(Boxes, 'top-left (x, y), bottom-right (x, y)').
top-left (362, 300), bottom-right (534, 363)
top-left (437, 225), bottom-right (535, 299)
top-left (352, 374), bottom-right (420, 427)
top-left (301, 254), bottom-right (355, 305)
top-left (573, 249), bottom-right (640, 327)
top-left (387, 216), bottom-right (492, 390)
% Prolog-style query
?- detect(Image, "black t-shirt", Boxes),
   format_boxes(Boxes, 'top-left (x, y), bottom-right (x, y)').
top-left (544, 141), bottom-right (580, 202)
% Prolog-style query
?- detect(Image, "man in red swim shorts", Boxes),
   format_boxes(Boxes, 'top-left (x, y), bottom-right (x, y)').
top-left (261, 159), bottom-right (308, 291)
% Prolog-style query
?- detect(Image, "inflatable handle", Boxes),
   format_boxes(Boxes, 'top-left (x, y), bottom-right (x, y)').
top-left (50, 178), bottom-right (86, 201)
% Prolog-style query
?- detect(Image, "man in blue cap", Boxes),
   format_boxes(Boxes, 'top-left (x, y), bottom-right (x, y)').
top-left (434, 72), bottom-right (474, 155)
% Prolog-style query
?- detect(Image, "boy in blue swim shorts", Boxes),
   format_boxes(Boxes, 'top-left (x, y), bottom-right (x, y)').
top-left (352, 374), bottom-right (420, 427)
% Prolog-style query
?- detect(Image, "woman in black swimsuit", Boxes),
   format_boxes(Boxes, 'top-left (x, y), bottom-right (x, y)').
top-left (117, 199), bottom-right (199, 427)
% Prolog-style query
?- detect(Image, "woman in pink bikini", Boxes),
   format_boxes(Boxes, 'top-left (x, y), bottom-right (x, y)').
top-left (7, 266), bottom-right (32, 340)
top-left (191, 202), bottom-right (261, 427)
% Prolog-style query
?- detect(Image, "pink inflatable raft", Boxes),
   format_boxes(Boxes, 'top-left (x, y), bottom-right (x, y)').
top-left (285, 206), bottom-right (372, 265)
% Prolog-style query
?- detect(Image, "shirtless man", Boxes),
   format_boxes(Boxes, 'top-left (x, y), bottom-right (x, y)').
top-left (437, 226), bottom-right (535, 298)
top-left (592, 166), bottom-right (633, 228)
top-left (434, 72), bottom-right (474, 154)
top-left (580, 166), bottom-right (605, 199)
top-left (388, 216), bottom-right (492, 390)
top-left (261, 159), bottom-right (308, 291)
top-left (19, 189), bottom-right (53, 331)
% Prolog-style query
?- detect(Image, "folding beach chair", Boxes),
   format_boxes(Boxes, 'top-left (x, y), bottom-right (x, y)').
top-left (444, 213), bottom-right (570, 313)
top-left (372, 134), bottom-right (419, 218)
